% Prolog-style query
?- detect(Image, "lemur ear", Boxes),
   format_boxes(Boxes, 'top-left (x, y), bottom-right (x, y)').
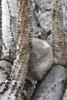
top-left (47, 30), bottom-right (51, 36)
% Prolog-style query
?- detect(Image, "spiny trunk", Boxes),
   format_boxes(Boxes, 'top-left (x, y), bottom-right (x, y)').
top-left (0, 0), bottom-right (31, 99)
top-left (52, 0), bottom-right (66, 66)
top-left (0, 0), bottom-right (2, 57)
top-left (61, 1), bottom-right (67, 99)
top-left (0, 0), bottom-right (17, 96)
top-left (63, 0), bottom-right (67, 64)
top-left (10, 0), bottom-right (31, 82)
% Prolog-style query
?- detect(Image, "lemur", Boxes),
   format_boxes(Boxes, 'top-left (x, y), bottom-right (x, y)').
top-left (27, 28), bottom-right (53, 81)
top-left (22, 2), bottom-right (53, 98)
top-left (33, 27), bottom-right (51, 40)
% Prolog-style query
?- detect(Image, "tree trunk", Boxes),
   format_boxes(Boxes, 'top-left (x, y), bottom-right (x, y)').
top-left (0, 0), bottom-right (31, 99)
top-left (0, 0), bottom-right (2, 57)
top-left (2, 0), bottom-right (18, 63)
top-left (63, 0), bottom-right (67, 64)
top-left (61, 1), bottom-right (67, 99)
top-left (52, 0), bottom-right (66, 66)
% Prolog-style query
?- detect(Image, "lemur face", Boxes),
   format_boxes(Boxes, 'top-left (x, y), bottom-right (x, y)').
top-left (34, 31), bottom-right (46, 39)
top-left (34, 29), bottom-right (51, 40)
top-left (34, 28), bottom-right (47, 40)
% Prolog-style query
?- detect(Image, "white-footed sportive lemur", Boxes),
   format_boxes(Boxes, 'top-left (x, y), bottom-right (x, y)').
top-left (27, 28), bottom-right (53, 81)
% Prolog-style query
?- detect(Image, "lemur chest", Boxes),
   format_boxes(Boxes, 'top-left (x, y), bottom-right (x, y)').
top-left (27, 29), bottom-right (53, 81)
top-left (28, 38), bottom-right (53, 81)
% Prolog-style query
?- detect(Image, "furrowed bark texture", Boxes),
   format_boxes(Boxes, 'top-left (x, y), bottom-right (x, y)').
top-left (0, 0), bottom-right (2, 57)
top-left (0, 0), bottom-right (31, 100)
top-left (52, 0), bottom-right (66, 65)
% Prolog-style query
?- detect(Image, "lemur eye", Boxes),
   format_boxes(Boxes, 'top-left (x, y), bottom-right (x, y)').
top-left (41, 32), bottom-right (45, 36)
top-left (35, 31), bottom-right (39, 34)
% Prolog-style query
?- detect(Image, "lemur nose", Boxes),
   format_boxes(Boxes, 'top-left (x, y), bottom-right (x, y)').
top-left (38, 35), bottom-right (41, 39)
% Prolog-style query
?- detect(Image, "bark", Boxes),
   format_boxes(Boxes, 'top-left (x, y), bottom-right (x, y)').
top-left (61, 1), bottom-right (67, 99)
top-left (62, 79), bottom-right (67, 100)
top-left (0, 0), bottom-right (2, 57)
top-left (31, 65), bottom-right (66, 100)
top-left (2, 0), bottom-right (18, 63)
top-left (63, 0), bottom-right (67, 64)
top-left (10, 0), bottom-right (31, 85)
top-left (0, 0), bottom-right (31, 100)
top-left (51, 0), bottom-right (66, 66)
top-left (32, 0), bottom-right (52, 31)
top-left (62, 90), bottom-right (67, 100)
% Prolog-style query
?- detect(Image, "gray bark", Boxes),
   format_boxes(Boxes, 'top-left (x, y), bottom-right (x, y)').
top-left (0, 0), bottom-right (2, 57)
top-left (31, 65), bottom-right (67, 100)
top-left (2, 0), bottom-right (18, 63)
top-left (32, 0), bottom-right (52, 31)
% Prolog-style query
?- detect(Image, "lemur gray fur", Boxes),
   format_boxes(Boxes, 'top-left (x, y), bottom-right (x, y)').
top-left (27, 28), bottom-right (53, 81)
